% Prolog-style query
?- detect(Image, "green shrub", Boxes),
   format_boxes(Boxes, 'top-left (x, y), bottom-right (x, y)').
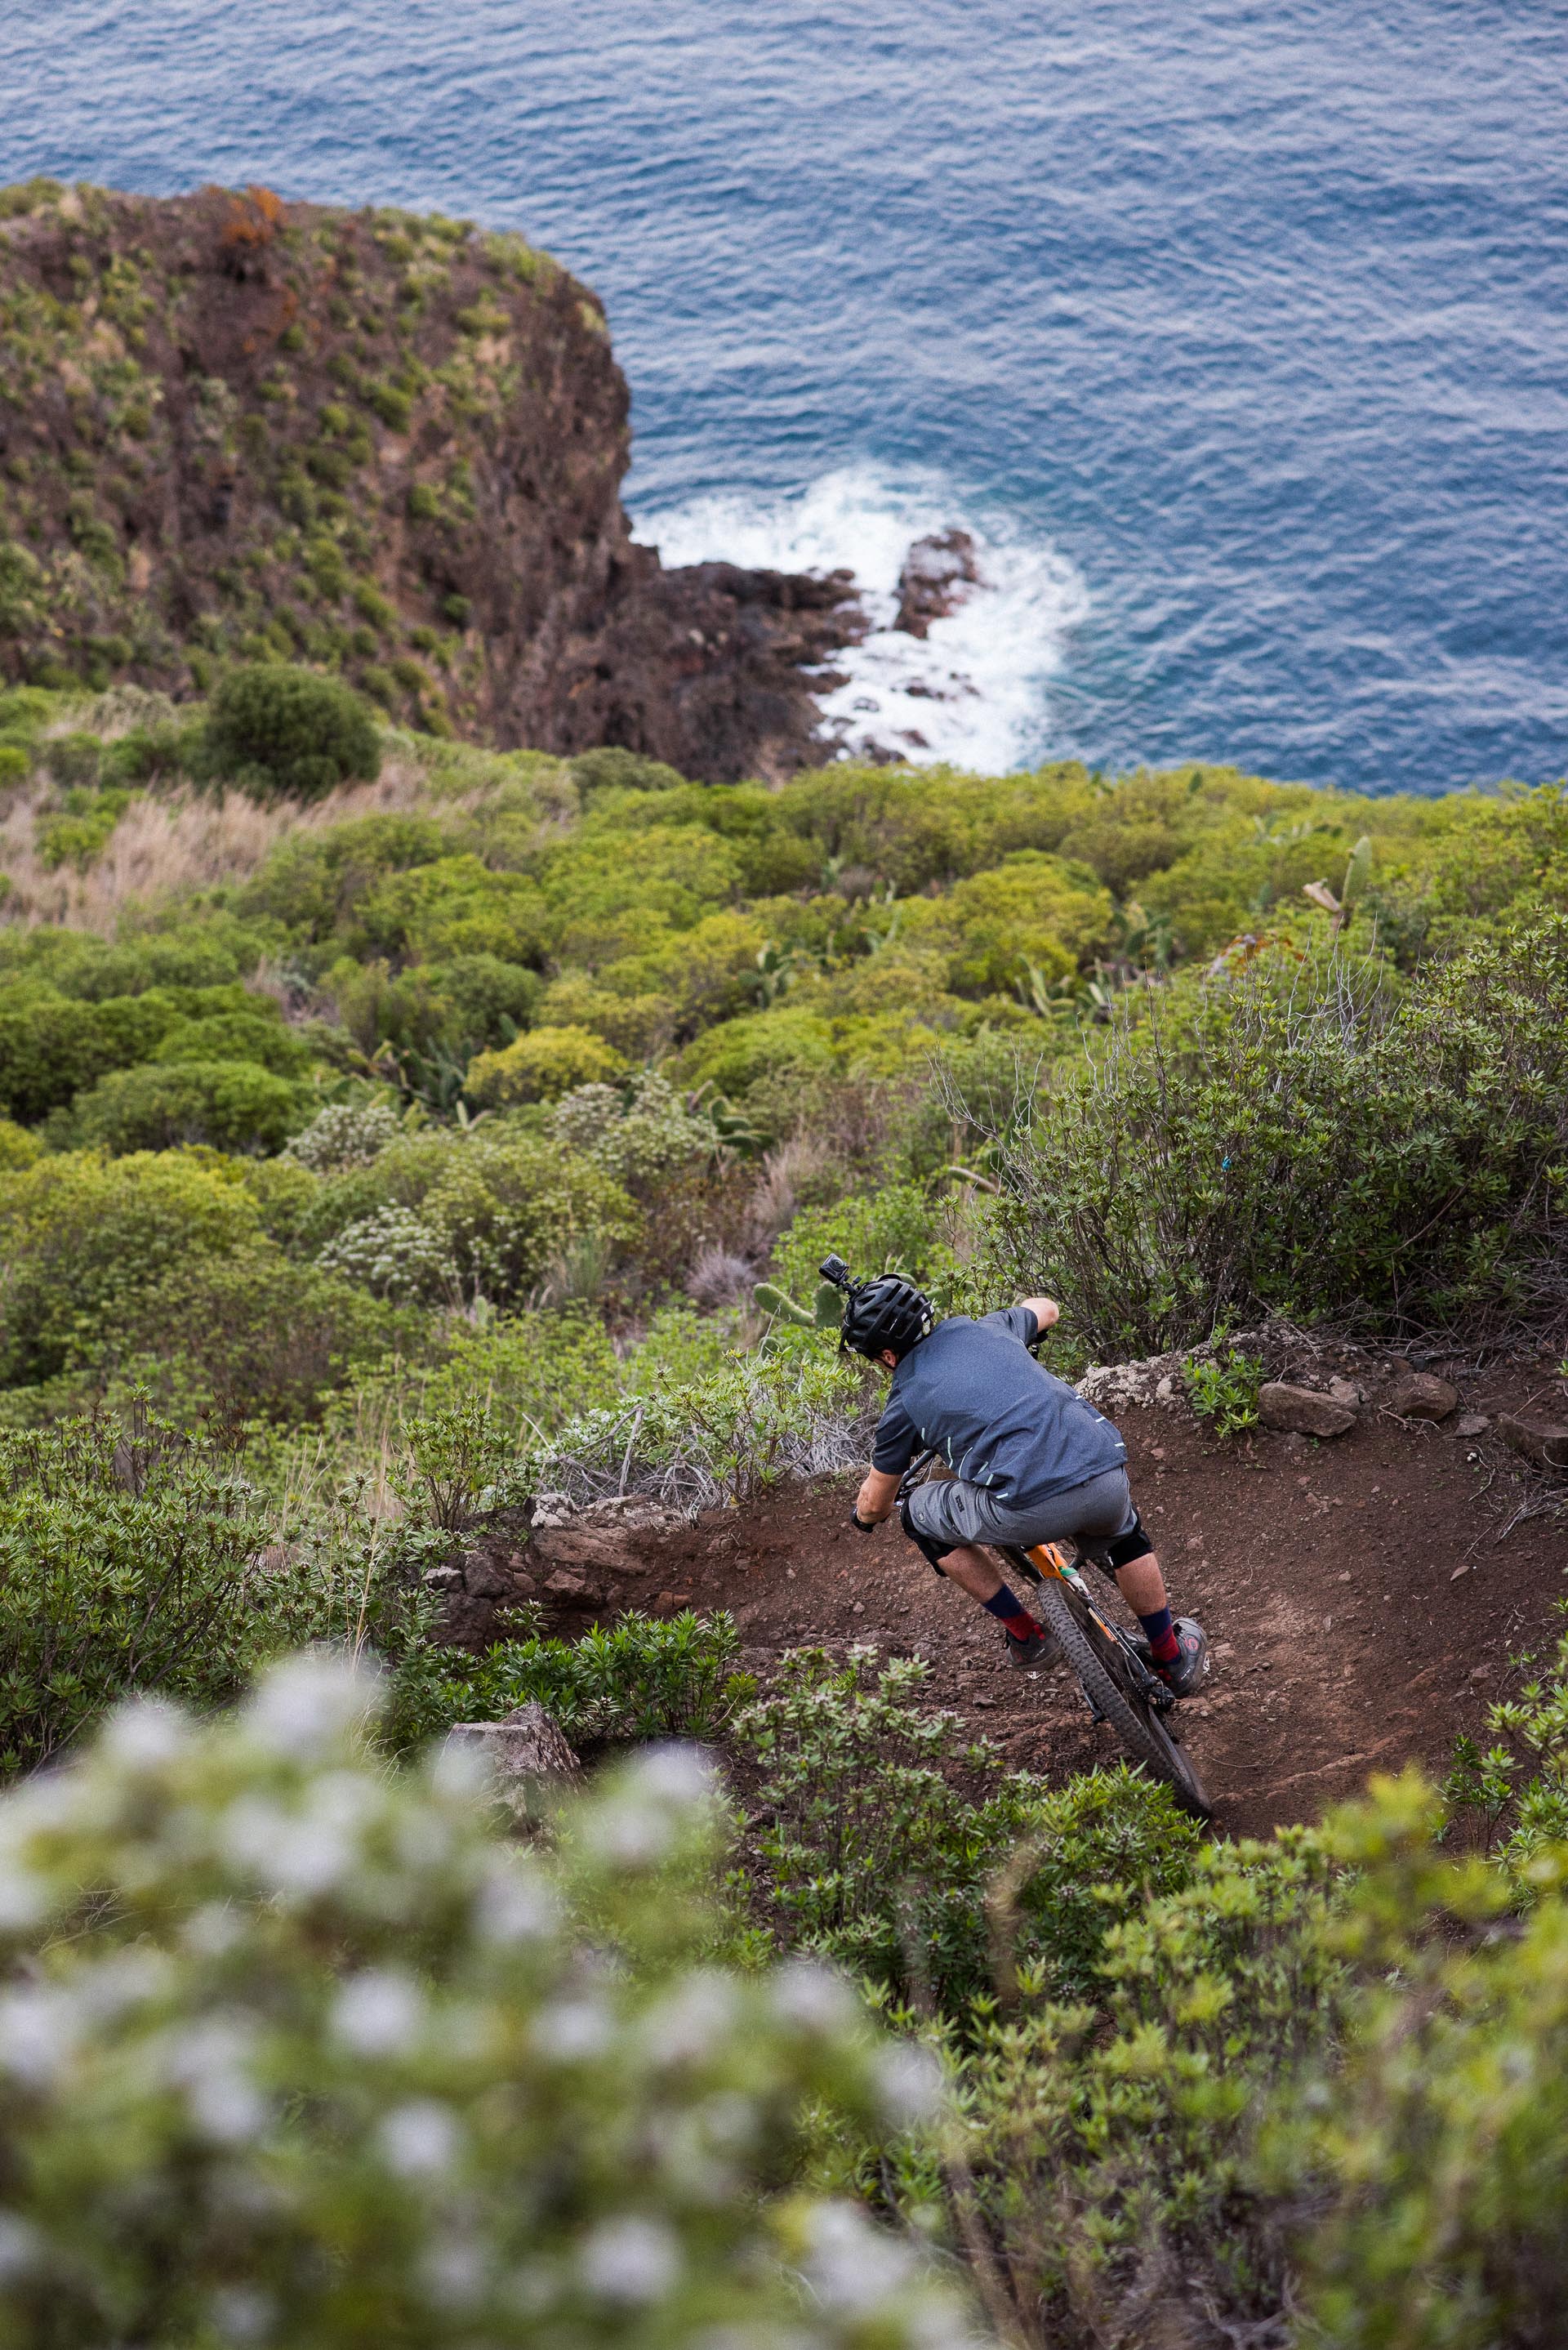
top-left (150, 1006), bottom-right (313, 1076)
top-left (738, 1649), bottom-right (1202, 2017)
top-left (987, 921), bottom-right (1568, 1353)
top-left (201, 662), bottom-right (381, 800)
top-left (1284, 1780), bottom-right (1568, 2349)
top-left (64, 1059), bottom-right (312, 1157)
top-left (1184, 1340), bottom-right (1263, 1435)
top-left (0, 1149), bottom-right (261, 1385)
top-left (0, 1407), bottom-right (272, 1772)
top-left (466, 1023), bottom-right (627, 1106)
top-left (309, 1128), bottom-right (639, 1309)
top-left (0, 988), bottom-right (172, 1122)
top-left (112, 1246), bottom-right (417, 1425)
top-left (0, 1659), bottom-right (960, 2350)
top-left (440, 1609), bottom-right (756, 1745)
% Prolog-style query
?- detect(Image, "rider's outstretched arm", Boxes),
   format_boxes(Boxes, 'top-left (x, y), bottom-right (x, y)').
top-left (1017, 1295), bottom-right (1060, 1331)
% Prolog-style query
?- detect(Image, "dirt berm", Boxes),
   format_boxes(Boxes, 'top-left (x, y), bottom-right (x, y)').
top-left (528, 1355), bottom-right (1568, 1838)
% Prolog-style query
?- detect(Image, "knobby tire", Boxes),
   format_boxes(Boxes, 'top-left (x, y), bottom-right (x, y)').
top-left (1033, 1575), bottom-right (1213, 1821)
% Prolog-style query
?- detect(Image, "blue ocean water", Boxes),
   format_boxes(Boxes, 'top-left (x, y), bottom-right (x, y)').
top-left (2, 0), bottom-right (1566, 791)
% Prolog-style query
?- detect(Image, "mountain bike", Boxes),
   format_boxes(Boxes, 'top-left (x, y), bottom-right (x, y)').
top-left (898, 1451), bottom-right (1213, 1821)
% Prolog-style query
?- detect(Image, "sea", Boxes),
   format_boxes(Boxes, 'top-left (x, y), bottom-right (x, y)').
top-left (3, 0), bottom-right (1566, 794)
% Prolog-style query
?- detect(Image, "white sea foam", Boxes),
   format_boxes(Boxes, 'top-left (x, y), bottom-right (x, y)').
top-left (634, 466), bottom-right (1089, 772)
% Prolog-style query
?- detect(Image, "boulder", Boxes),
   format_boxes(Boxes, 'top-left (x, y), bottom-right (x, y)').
top-left (893, 528), bottom-right (981, 638)
top-left (443, 1704), bottom-right (581, 1814)
top-left (1385, 1371), bottom-right (1458, 1422)
top-left (1258, 1381), bottom-right (1356, 1439)
top-left (1497, 1416), bottom-right (1568, 1474)
top-left (1454, 1413), bottom-right (1491, 1439)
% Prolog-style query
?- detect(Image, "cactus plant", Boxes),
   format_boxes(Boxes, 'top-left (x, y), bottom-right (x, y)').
top-left (753, 1278), bottom-right (844, 1331)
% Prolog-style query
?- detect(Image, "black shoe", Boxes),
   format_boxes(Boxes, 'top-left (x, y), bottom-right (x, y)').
top-left (1134, 1618), bottom-right (1209, 1698)
top-left (1004, 1626), bottom-right (1058, 1672)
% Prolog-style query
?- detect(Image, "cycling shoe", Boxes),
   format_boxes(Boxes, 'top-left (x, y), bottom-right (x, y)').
top-left (1004, 1627), bottom-right (1059, 1673)
top-left (1134, 1617), bottom-right (1209, 1698)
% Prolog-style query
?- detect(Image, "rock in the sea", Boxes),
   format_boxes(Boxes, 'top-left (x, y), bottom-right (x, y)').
top-left (1497, 1416), bottom-right (1568, 1473)
top-left (1258, 1382), bottom-right (1357, 1438)
top-left (1385, 1371), bottom-right (1459, 1421)
top-left (893, 529), bottom-right (982, 638)
top-left (443, 1704), bottom-right (581, 1808)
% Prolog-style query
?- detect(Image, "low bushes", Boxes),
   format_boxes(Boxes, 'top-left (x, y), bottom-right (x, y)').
top-left (439, 1608), bottom-right (755, 1745)
top-left (737, 1648), bottom-right (1202, 2017)
top-left (199, 662), bottom-right (381, 800)
top-left (62, 1057), bottom-right (312, 1155)
top-left (0, 1408), bottom-right (273, 1772)
top-left (987, 920), bottom-right (1568, 1354)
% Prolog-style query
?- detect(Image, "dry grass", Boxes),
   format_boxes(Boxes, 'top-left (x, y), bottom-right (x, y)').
top-left (0, 759), bottom-right (440, 934)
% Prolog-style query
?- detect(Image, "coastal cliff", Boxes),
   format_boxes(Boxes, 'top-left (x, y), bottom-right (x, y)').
top-left (0, 181), bottom-right (860, 779)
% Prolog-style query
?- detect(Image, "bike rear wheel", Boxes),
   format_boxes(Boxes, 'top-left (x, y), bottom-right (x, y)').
top-left (1034, 1575), bottom-right (1213, 1820)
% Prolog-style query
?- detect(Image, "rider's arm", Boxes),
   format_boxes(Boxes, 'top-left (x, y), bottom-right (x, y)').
top-left (854, 1466), bottom-right (903, 1526)
top-left (1017, 1296), bottom-right (1060, 1336)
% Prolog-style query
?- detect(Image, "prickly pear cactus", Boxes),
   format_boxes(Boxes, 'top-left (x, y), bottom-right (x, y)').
top-left (753, 1280), bottom-right (844, 1331)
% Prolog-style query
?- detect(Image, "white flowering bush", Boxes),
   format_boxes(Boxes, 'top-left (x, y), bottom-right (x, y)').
top-left (550, 1073), bottom-right (716, 1193)
top-left (283, 1099), bottom-right (403, 1174)
top-left (0, 1655), bottom-right (973, 2350)
top-left (317, 1204), bottom-right (460, 1303)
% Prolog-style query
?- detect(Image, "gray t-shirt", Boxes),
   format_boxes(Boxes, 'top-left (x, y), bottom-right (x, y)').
top-left (870, 1307), bottom-right (1126, 1506)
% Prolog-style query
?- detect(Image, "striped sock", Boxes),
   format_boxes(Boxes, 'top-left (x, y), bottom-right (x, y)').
top-left (1138, 1605), bottom-right (1180, 1664)
top-left (983, 1584), bottom-right (1043, 1641)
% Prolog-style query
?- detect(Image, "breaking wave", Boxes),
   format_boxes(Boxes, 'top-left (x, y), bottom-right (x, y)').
top-left (634, 466), bottom-right (1090, 773)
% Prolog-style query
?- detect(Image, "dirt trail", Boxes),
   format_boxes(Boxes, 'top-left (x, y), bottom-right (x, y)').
top-left (583, 1366), bottom-right (1568, 1838)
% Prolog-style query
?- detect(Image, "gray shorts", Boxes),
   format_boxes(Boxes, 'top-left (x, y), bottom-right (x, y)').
top-left (904, 1463), bottom-right (1138, 1576)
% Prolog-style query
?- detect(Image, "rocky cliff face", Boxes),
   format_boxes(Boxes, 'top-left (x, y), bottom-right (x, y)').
top-left (0, 181), bottom-right (861, 779)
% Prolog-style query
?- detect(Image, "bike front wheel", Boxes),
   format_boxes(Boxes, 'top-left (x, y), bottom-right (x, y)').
top-left (1035, 1575), bottom-right (1213, 1821)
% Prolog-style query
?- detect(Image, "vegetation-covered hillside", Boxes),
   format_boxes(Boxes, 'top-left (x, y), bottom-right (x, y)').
top-left (0, 181), bottom-right (858, 775)
top-left (1, 667), bottom-right (1565, 1446)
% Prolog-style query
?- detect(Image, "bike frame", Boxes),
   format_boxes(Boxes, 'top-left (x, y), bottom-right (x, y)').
top-left (1007, 1541), bottom-right (1178, 1715)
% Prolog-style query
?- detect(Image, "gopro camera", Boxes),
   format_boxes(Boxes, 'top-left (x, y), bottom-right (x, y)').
top-left (818, 1254), bottom-right (853, 1291)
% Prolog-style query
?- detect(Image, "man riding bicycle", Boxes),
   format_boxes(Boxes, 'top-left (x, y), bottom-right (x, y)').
top-left (831, 1263), bottom-right (1209, 1696)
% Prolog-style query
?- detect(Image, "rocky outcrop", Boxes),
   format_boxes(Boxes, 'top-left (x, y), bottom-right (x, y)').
top-left (0, 181), bottom-right (862, 780)
top-left (893, 529), bottom-right (981, 638)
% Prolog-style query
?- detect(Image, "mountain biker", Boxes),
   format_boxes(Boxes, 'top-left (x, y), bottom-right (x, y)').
top-left (832, 1264), bottom-right (1208, 1694)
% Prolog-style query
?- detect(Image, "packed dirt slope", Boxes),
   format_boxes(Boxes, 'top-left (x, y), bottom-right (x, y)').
top-left (0, 181), bottom-right (860, 777)
top-left (539, 1359), bottom-right (1568, 1839)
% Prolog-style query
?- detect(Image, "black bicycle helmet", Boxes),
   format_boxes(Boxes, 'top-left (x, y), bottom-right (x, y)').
top-left (820, 1255), bottom-right (935, 1362)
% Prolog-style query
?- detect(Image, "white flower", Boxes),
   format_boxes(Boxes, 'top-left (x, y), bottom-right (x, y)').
top-left (0, 1987), bottom-right (78, 2088)
top-left (97, 1697), bottom-right (189, 1769)
top-left (643, 1972), bottom-right (740, 2067)
top-left (0, 2213), bottom-right (39, 2281)
top-left (171, 2022), bottom-right (268, 2145)
top-left (208, 2285), bottom-right (275, 2343)
top-left (473, 1859), bottom-right (557, 1946)
top-left (579, 2217), bottom-right (680, 2304)
top-left (581, 1744), bottom-right (716, 1868)
top-left (332, 1969), bottom-right (423, 2056)
top-left (876, 2041), bottom-right (944, 2127)
top-left (0, 1848), bottom-right (48, 1934)
top-left (770, 1960), bottom-right (858, 2036)
top-left (800, 2201), bottom-right (915, 2312)
top-left (532, 1999), bottom-right (612, 2061)
top-left (242, 1652), bottom-right (381, 1762)
top-left (379, 2098), bottom-right (461, 2177)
